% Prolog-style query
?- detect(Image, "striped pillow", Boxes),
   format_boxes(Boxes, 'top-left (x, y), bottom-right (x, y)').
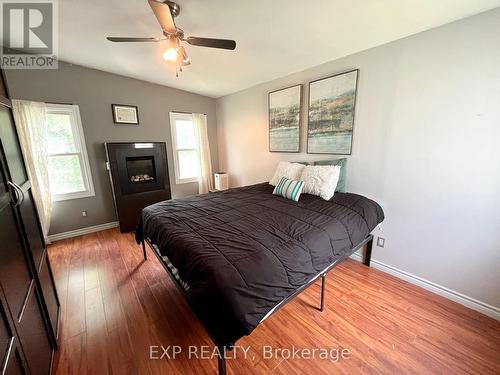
top-left (272, 176), bottom-right (304, 202)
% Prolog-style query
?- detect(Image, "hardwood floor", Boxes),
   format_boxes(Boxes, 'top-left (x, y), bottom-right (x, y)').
top-left (49, 229), bottom-right (500, 374)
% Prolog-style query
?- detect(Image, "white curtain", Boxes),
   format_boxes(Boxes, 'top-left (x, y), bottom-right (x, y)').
top-left (193, 113), bottom-right (213, 194)
top-left (12, 100), bottom-right (52, 242)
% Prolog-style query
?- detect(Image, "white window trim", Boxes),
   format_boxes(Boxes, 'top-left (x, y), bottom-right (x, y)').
top-left (169, 111), bottom-right (199, 184)
top-left (46, 104), bottom-right (95, 201)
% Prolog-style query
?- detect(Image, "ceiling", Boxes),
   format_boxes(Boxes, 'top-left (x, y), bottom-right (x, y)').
top-left (58, 0), bottom-right (500, 98)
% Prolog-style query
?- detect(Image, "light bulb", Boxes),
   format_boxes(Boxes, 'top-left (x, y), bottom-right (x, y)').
top-left (163, 47), bottom-right (178, 62)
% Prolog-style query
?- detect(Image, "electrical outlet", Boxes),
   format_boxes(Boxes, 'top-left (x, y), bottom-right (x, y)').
top-left (82, 211), bottom-right (87, 217)
top-left (376, 237), bottom-right (385, 248)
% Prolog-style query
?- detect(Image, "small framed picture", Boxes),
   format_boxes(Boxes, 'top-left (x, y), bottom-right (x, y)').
top-left (112, 104), bottom-right (139, 124)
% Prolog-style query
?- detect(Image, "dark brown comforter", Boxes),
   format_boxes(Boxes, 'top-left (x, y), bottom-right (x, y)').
top-left (136, 183), bottom-right (384, 346)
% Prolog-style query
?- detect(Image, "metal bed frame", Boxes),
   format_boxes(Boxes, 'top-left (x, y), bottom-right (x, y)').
top-left (141, 235), bottom-right (373, 375)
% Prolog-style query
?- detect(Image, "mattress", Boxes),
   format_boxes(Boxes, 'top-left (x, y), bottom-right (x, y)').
top-left (136, 183), bottom-right (384, 346)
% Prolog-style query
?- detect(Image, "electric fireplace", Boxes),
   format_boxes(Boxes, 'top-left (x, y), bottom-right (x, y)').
top-left (126, 156), bottom-right (156, 183)
top-left (105, 142), bottom-right (171, 232)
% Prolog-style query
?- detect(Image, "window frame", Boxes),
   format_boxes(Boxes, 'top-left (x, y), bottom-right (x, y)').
top-left (169, 111), bottom-right (200, 184)
top-left (46, 104), bottom-right (95, 201)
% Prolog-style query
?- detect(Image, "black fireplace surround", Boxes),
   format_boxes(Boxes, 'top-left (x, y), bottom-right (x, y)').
top-left (105, 142), bottom-right (171, 232)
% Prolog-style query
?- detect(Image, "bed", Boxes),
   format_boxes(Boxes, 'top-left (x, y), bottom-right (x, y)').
top-left (135, 182), bottom-right (384, 374)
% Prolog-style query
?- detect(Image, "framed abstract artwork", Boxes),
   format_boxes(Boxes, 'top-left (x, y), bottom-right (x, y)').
top-left (268, 84), bottom-right (302, 152)
top-left (307, 69), bottom-right (359, 154)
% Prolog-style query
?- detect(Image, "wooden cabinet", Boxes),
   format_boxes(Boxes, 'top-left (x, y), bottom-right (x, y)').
top-left (15, 284), bottom-right (52, 375)
top-left (0, 69), bottom-right (59, 374)
top-left (1, 289), bottom-right (27, 375)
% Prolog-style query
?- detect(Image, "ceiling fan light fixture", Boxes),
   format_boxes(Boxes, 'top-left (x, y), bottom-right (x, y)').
top-left (180, 46), bottom-right (191, 65)
top-left (109, 1), bottom-right (236, 72)
top-left (163, 37), bottom-right (179, 62)
top-left (162, 47), bottom-right (178, 62)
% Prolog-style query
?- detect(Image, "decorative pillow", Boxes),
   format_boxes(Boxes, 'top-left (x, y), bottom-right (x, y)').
top-left (300, 165), bottom-right (341, 200)
top-left (314, 158), bottom-right (347, 192)
top-left (272, 177), bottom-right (304, 202)
top-left (269, 161), bottom-right (305, 186)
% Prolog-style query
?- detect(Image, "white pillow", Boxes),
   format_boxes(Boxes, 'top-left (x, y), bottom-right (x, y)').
top-left (269, 162), bottom-right (305, 186)
top-left (300, 165), bottom-right (341, 200)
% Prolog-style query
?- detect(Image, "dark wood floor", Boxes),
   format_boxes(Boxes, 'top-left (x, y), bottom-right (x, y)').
top-left (49, 229), bottom-right (500, 374)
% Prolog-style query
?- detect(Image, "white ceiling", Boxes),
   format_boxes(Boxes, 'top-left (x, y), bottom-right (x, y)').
top-left (58, 0), bottom-right (500, 98)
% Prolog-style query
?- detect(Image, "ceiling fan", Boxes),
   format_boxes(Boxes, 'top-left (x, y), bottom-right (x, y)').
top-left (106, 0), bottom-right (236, 75)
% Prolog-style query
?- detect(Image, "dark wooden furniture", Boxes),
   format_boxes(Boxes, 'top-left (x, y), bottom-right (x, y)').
top-left (105, 142), bottom-right (171, 232)
top-left (0, 70), bottom-right (60, 375)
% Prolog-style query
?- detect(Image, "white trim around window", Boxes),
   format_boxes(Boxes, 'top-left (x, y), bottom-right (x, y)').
top-left (169, 111), bottom-right (200, 184)
top-left (46, 104), bottom-right (95, 201)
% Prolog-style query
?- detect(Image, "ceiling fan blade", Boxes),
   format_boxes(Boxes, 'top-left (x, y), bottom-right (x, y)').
top-left (148, 0), bottom-right (177, 34)
top-left (106, 37), bottom-right (161, 42)
top-left (186, 37), bottom-right (236, 50)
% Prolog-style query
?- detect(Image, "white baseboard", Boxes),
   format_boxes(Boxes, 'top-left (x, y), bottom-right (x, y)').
top-left (48, 221), bottom-right (119, 242)
top-left (350, 252), bottom-right (500, 321)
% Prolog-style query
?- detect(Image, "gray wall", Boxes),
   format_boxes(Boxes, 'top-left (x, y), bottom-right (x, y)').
top-left (217, 9), bottom-right (500, 309)
top-left (5, 62), bottom-right (218, 235)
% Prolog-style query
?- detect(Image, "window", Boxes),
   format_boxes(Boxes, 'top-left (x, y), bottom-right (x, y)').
top-left (46, 104), bottom-right (94, 201)
top-left (169, 112), bottom-right (200, 184)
